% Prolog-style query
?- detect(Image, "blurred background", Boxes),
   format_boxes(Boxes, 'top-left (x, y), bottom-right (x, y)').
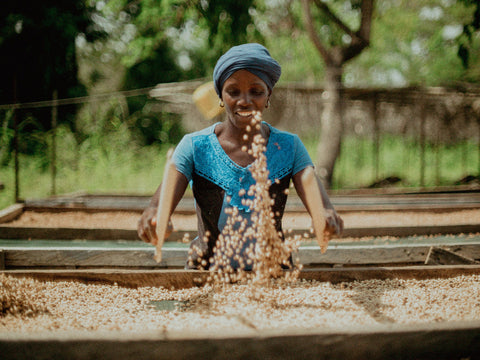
top-left (1, 0), bottom-right (480, 209)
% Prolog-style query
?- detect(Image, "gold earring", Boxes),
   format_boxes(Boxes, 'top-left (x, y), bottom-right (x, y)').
top-left (219, 99), bottom-right (224, 108)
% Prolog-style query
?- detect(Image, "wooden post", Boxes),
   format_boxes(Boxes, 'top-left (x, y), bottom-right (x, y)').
top-left (13, 75), bottom-right (20, 203)
top-left (434, 135), bottom-right (440, 186)
top-left (462, 100), bottom-right (469, 176)
top-left (419, 98), bottom-right (427, 188)
top-left (478, 106), bottom-right (480, 178)
top-left (0, 250), bottom-right (4, 270)
top-left (50, 90), bottom-right (58, 196)
top-left (434, 105), bottom-right (442, 186)
top-left (372, 93), bottom-right (380, 182)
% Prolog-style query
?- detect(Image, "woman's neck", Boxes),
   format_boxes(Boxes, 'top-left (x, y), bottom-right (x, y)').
top-left (215, 121), bottom-right (270, 167)
top-left (216, 121), bottom-right (267, 145)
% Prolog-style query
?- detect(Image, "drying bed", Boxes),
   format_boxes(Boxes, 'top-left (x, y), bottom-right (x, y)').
top-left (0, 233), bottom-right (479, 269)
top-left (1, 191), bottom-right (480, 359)
top-left (1, 267), bottom-right (480, 360)
top-left (2, 204), bottom-right (480, 241)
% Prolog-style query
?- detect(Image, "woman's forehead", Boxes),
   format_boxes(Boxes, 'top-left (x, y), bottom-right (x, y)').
top-left (224, 69), bottom-right (267, 87)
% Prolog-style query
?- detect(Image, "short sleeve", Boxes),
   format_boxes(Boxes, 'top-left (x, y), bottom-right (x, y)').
top-left (172, 134), bottom-right (194, 182)
top-left (292, 134), bottom-right (314, 175)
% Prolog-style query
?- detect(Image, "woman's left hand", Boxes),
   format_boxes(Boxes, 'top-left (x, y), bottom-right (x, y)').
top-left (324, 208), bottom-right (344, 239)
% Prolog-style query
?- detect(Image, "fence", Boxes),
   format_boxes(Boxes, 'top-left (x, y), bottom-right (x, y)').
top-left (152, 82), bottom-right (480, 188)
top-left (2, 82), bottom-right (480, 203)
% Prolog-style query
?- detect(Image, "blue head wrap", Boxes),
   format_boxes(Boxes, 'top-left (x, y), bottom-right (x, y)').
top-left (213, 43), bottom-right (281, 98)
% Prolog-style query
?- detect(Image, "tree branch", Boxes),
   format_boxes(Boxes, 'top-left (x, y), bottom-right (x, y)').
top-left (358, 0), bottom-right (374, 43)
top-left (342, 0), bottom-right (374, 62)
top-left (301, 0), bottom-right (374, 65)
top-left (300, 0), bottom-right (332, 64)
top-left (312, 0), bottom-right (356, 39)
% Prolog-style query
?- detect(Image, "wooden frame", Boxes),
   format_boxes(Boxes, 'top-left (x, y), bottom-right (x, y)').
top-left (1, 266), bottom-right (480, 359)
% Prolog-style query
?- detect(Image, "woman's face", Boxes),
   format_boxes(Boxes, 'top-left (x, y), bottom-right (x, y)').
top-left (221, 69), bottom-right (270, 131)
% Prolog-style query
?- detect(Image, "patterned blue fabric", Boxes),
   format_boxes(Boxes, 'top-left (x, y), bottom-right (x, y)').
top-left (213, 43), bottom-right (281, 97)
top-left (172, 122), bottom-right (313, 211)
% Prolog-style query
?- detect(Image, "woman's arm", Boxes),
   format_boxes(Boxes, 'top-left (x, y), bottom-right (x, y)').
top-left (292, 166), bottom-right (344, 238)
top-left (137, 169), bottom-right (189, 244)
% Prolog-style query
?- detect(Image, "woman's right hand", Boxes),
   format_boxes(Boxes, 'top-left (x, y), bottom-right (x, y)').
top-left (137, 207), bottom-right (173, 245)
top-left (137, 207), bottom-right (158, 244)
top-left (137, 170), bottom-right (188, 245)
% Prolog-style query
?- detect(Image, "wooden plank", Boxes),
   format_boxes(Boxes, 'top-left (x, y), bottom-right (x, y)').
top-left (2, 247), bottom-right (187, 268)
top-left (0, 226), bottom-right (141, 241)
top-left (298, 245), bottom-right (430, 266)
top-left (0, 203), bottom-right (24, 224)
top-left (5, 322), bottom-right (480, 360)
top-left (445, 244), bottom-right (480, 260)
top-left (1, 320), bottom-right (479, 360)
top-left (3, 265), bottom-right (480, 289)
top-left (0, 226), bottom-right (193, 242)
top-left (1, 269), bottom-right (207, 289)
top-left (20, 206), bottom-right (143, 214)
top-left (425, 246), bottom-right (480, 265)
top-left (0, 250), bottom-right (4, 270)
top-left (1, 223), bottom-right (479, 241)
top-left (299, 265), bottom-right (480, 283)
top-left (342, 224), bottom-right (480, 237)
top-left (2, 244), bottom-right (480, 269)
top-left (22, 192), bottom-right (480, 213)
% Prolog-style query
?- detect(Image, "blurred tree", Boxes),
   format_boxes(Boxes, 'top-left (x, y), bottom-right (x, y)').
top-left (257, 0), bottom-right (477, 186)
top-left (457, 0), bottom-right (480, 73)
top-left (113, 0), bottom-right (261, 87)
top-left (253, 0), bottom-right (479, 86)
top-left (347, 0), bottom-right (478, 87)
top-left (0, 0), bottom-right (102, 157)
top-left (195, 0), bottom-right (261, 59)
top-left (300, 0), bottom-right (374, 186)
top-left (91, 0), bottom-right (260, 145)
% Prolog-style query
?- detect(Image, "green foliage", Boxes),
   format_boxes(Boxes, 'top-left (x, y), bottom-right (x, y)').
top-left (196, 0), bottom-right (261, 54)
top-left (253, 0), bottom-right (326, 83)
top-left (104, 0), bottom-right (181, 69)
top-left (0, 124), bottom-right (170, 210)
top-left (101, 0), bottom-right (260, 75)
top-left (345, 0), bottom-right (478, 87)
top-left (90, 0), bottom-right (263, 147)
top-left (121, 38), bottom-right (186, 145)
top-left (129, 100), bottom-right (185, 146)
top-left (3, 0), bottom-right (480, 208)
top-left (456, 0), bottom-right (480, 68)
top-left (0, 0), bottom-right (101, 102)
top-left (0, 0), bottom-right (101, 156)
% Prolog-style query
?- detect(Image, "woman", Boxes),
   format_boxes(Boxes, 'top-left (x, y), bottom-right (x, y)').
top-left (137, 43), bottom-right (343, 269)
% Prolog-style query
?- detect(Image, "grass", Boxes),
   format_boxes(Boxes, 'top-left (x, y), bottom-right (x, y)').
top-left (0, 125), bottom-right (169, 210)
top-left (1, 128), bottom-right (479, 210)
top-left (303, 134), bottom-right (479, 189)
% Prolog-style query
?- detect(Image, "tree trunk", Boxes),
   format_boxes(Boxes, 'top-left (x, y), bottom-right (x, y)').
top-left (300, 0), bottom-right (374, 187)
top-left (316, 65), bottom-right (344, 187)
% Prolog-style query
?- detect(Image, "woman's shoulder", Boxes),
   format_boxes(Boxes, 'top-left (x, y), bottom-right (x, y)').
top-left (186, 123), bottom-right (219, 138)
top-left (265, 122), bottom-right (301, 143)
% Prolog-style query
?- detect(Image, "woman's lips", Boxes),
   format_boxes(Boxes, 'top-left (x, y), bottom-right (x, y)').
top-left (236, 111), bottom-right (253, 118)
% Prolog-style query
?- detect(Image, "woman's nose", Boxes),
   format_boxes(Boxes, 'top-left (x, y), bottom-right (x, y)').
top-left (237, 92), bottom-right (251, 105)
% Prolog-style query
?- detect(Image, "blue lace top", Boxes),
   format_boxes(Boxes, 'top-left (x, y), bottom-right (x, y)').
top-left (173, 122), bottom-right (312, 210)
top-left (171, 122), bottom-right (313, 269)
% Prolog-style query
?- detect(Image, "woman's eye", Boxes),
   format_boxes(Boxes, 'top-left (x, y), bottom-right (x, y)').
top-left (251, 89), bottom-right (266, 96)
top-left (226, 89), bottom-right (240, 97)
top-left (225, 87), bottom-right (266, 98)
